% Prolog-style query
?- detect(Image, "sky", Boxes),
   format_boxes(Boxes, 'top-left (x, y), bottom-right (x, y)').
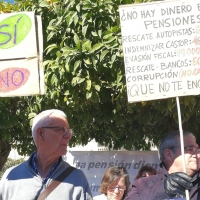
top-left (2, 0), bottom-right (14, 3)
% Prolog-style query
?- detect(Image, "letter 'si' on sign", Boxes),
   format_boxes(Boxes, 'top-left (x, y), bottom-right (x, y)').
top-left (0, 12), bottom-right (44, 96)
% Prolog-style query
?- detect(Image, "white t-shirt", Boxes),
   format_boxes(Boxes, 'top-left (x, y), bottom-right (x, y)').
top-left (93, 194), bottom-right (107, 200)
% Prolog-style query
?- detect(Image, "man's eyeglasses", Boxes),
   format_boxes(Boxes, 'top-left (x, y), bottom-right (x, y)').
top-left (42, 126), bottom-right (73, 137)
top-left (108, 185), bottom-right (126, 192)
top-left (184, 145), bottom-right (200, 154)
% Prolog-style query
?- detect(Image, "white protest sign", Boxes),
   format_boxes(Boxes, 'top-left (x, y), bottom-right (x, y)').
top-left (0, 12), bottom-right (44, 96)
top-left (119, 0), bottom-right (200, 102)
top-left (65, 150), bottom-right (160, 197)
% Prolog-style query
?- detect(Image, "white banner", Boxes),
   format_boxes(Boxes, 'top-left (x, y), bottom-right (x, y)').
top-left (119, 0), bottom-right (200, 102)
top-left (65, 151), bottom-right (160, 197)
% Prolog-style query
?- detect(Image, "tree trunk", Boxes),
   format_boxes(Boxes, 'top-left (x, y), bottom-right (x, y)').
top-left (0, 139), bottom-right (11, 171)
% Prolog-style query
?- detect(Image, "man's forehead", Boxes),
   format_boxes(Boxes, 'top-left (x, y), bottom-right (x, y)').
top-left (183, 135), bottom-right (197, 145)
top-left (46, 114), bottom-right (68, 124)
top-left (173, 135), bottom-right (197, 147)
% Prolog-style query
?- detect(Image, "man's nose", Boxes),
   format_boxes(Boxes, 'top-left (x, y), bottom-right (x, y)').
top-left (63, 131), bottom-right (72, 139)
top-left (113, 187), bottom-right (120, 193)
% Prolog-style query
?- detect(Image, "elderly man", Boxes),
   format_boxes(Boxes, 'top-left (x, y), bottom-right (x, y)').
top-left (0, 109), bottom-right (93, 200)
top-left (125, 130), bottom-right (200, 200)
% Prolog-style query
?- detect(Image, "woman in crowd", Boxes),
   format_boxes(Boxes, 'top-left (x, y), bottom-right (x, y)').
top-left (94, 166), bottom-right (130, 200)
top-left (134, 165), bottom-right (157, 180)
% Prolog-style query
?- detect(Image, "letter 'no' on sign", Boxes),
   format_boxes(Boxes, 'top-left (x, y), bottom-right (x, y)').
top-left (0, 14), bottom-right (32, 49)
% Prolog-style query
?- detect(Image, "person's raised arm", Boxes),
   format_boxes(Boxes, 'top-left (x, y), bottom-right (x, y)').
top-left (164, 172), bottom-right (193, 197)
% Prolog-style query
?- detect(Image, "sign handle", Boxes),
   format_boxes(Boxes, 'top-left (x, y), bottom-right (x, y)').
top-left (176, 97), bottom-right (190, 200)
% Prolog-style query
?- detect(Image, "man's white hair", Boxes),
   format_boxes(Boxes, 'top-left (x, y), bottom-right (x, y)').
top-left (31, 109), bottom-right (67, 145)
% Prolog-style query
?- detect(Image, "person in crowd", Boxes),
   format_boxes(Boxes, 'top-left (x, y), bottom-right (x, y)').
top-left (94, 166), bottom-right (131, 200)
top-left (124, 130), bottom-right (200, 200)
top-left (134, 165), bottom-right (157, 180)
top-left (0, 109), bottom-right (92, 200)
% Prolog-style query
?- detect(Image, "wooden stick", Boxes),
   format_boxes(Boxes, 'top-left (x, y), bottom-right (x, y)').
top-left (176, 97), bottom-right (190, 200)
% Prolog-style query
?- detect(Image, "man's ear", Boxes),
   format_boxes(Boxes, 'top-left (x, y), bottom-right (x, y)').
top-left (37, 127), bottom-right (44, 139)
top-left (164, 149), bottom-right (174, 162)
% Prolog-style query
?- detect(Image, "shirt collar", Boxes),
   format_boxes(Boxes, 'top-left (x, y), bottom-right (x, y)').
top-left (31, 152), bottom-right (61, 184)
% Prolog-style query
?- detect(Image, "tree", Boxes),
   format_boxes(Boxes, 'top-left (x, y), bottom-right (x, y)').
top-left (0, 0), bottom-right (200, 171)
top-left (0, 158), bottom-right (24, 179)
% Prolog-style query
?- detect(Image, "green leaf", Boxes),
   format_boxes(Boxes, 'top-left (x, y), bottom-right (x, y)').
top-left (47, 26), bottom-right (57, 31)
top-left (43, 60), bottom-right (53, 68)
top-left (71, 77), bottom-right (85, 86)
top-left (28, 113), bottom-right (36, 119)
top-left (91, 31), bottom-right (98, 37)
top-left (82, 4), bottom-right (93, 10)
top-left (111, 26), bottom-right (119, 33)
top-left (95, 85), bottom-right (101, 91)
top-left (92, 43), bottom-right (103, 52)
top-left (86, 92), bottom-right (92, 99)
top-left (65, 57), bottom-right (71, 72)
top-left (83, 40), bottom-right (92, 51)
top-left (111, 54), bottom-right (116, 63)
top-left (98, 30), bottom-right (102, 38)
top-left (100, 50), bottom-right (109, 61)
top-left (91, 91), bottom-right (99, 103)
top-left (51, 74), bottom-right (58, 85)
top-left (62, 46), bottom-right (75, 52)
top-left (64, 90), bottom-right (70, 95)
top-left (51, 91), bottom-right (57, 99)
top-left (39, 0), bottom-right (50, 7)
top-left (74, 33), bottom-right (80, 45)
top-left (82, 25), bottom-right (88, 37)
top-left (47, 32), bottom-right (56, 42)
top-left (45, 44), bottom-right (58, 54)
top-left (74, 15), bottom-right (79, 26)
top-left (67, 12), bottom-right (78, 26)
top-left (102, 30), bottom-right (112, 39)
top-left (104, 36), bottom-right (116, 44)
top-left (56, 51), bottom-right (61, 58)
top-left (84, 58), bottom-right (91, 65)
top-left (86, 80), bottom-right (91, 91)
top-left (76, 4), bottom-right (80, 12)
top-left (117, 73), bottom-right (122, 83)
top-left (74, 60), bottom-right (81, 71)
top-left (56, 16), bottom-right (63, 26)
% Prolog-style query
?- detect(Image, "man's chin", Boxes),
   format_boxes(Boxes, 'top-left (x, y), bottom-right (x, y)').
top-left (59, 147), bottom-right (67, 155)
top-left (187, 168), bottom-right (199, 176)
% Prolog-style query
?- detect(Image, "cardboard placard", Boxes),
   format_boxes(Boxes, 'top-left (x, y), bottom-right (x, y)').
top-left (119, 0), bottom-right (200, 102)
top-left (0, 12), bottom-right (44, 96)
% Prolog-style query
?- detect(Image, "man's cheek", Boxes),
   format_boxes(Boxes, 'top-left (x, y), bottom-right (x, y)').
top-left (198, 157), bottom-right (200, 169)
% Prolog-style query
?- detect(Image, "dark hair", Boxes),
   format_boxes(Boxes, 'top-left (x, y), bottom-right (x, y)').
top-left (99, 166), bottom-right (130, 198)
top-left (134, 166), bottom-right (157, 180)
top-left (158, 130), bottom-right (195, 161)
